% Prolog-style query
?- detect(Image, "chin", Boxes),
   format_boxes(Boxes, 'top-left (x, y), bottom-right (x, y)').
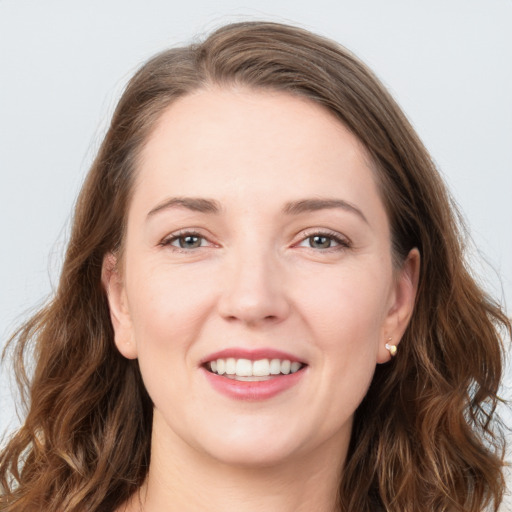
top-left (187, 414), bottom-right (313, 469)
top-left (205, 437), bottom-right (306, 469)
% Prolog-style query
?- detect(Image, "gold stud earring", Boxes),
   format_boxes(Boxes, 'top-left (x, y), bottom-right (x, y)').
top-left (385, 338), bottom-right (397, 357)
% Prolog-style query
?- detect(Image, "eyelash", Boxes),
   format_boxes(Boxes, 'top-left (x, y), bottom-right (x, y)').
top-left (296, 229), bottom-right (351, 252)
top-left (159, 230), bottom-right (211, 252)
top-left (159, 229), bottom-right (351, 253)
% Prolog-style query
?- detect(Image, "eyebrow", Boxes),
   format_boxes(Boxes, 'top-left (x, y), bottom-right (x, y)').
top-left (283, 198), bottom-right (368, 224)
top-left (147, 197), bottom-right (222, 217)
top-left (146, 196), bottom-right (368, 224)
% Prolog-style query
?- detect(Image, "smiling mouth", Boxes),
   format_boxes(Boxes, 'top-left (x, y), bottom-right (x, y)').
top-left (204, 358), bottom-right (306, 381)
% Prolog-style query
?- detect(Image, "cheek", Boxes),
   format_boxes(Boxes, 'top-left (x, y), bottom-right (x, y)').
top-left (287, 266), bottom-right (388, 444)
top-left (125, 259), bottom-right (217, 343)
top-left (124, 267), bottom-right (214, 409)
top-left (295, 260), bottom-right (391, 404)
top-left (298, 261), bottom-right (391, 348)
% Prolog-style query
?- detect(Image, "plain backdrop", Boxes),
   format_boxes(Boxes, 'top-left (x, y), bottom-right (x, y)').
top-left (1, 0), bottom-right (511, 505)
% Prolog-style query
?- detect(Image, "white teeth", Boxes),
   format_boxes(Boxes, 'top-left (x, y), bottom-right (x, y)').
top-left (208, 357), bottom-right (304, 377)
top-left (235, 358), bottom-right (252, 377)
top-left (290, 361), bottom-right (301, 373)
top-left (253, 359), bottom-right (270, 376)
top-left (269, 359), bottom-right (281, 375)
top-left (225, 358), bottom-right (236, 375)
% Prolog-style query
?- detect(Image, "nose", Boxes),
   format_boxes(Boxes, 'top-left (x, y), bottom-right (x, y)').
top-left (217, 247), bottom-right (291, 326)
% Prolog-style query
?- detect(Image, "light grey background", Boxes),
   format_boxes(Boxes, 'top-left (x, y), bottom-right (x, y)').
top-left (1, 0), bottom-right (511, 505)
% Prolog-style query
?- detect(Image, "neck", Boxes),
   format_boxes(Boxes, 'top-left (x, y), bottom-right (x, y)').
top-left (123, 413), bottom-right (347, 512)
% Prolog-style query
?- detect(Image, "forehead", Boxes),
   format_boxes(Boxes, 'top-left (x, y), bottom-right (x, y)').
top-left (133, 87), bottom-right (385, 224)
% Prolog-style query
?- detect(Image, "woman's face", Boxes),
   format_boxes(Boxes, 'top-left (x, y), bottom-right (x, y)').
top-left (105, 88), bottom-right (418, 468)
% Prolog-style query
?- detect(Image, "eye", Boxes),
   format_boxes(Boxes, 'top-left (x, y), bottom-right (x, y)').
top-left (297, 231), bottom-right (350, 251)
top-left (174, 234), bottom-right (205, 249)
top-left (161, 231), bottom-right (210, 250)
top-left (307, 235), bottom-right (336, 249)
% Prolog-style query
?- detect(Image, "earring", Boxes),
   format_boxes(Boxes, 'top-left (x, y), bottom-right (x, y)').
top-left (385, 338), bottom-right (397, 357)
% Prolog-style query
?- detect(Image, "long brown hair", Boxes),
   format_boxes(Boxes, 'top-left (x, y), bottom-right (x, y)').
top-left (1, 21), bottom-right (510, 512)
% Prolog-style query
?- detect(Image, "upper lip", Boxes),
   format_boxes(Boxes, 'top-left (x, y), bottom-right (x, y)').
top-left (200, 348), bottom-right (305, 365)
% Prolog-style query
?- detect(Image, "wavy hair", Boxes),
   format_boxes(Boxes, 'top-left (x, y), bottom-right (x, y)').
top-left (1, 21), bottom-right (510, 512)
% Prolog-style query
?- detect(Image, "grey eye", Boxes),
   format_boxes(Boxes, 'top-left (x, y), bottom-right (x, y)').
top-left (308, 235), bottom-right (333, 249)
top-left (176, 235), bottom-right (203, 249)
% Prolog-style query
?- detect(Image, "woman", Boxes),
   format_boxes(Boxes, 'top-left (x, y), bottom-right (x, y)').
top-left (0, 21), bottom-right (510, 512)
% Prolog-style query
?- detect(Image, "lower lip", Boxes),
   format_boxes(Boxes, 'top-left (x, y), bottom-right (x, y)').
top-left (201, 367), bottom-right (306, 401)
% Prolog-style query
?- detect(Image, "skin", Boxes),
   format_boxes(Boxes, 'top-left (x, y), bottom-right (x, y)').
top-left (104, 88), bottom-right (419, 512)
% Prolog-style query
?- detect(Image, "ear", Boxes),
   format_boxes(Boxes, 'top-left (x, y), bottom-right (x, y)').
top-left (101, 253), bottom-right (138, 359)
top-left (377, 248), bottom-right (420, 363)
